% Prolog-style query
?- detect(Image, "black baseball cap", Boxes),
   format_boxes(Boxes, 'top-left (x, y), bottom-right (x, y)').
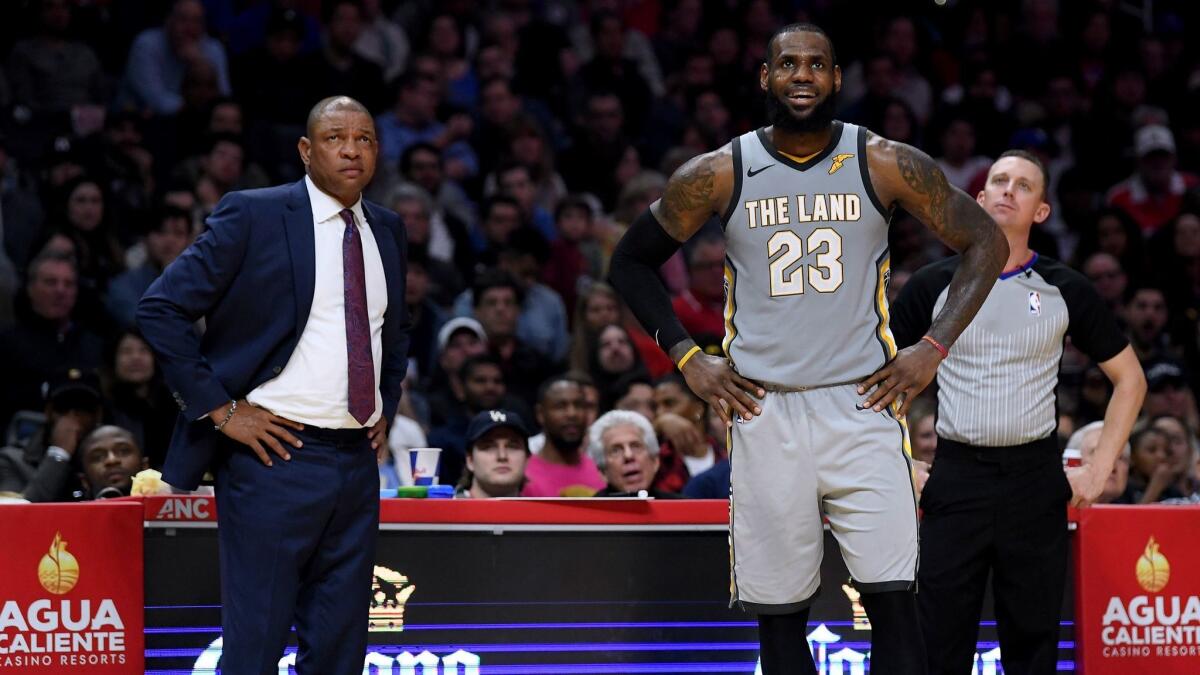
top-left (465, 410), bottom-right (529, 448)
top-left (43, 368), bottom-right (102, 409)
top-left (1146, 359), bottom-right (1187, 391)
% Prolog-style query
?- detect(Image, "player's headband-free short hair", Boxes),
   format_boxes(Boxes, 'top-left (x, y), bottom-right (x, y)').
top-left (766, 23), bottom-right (837, 66)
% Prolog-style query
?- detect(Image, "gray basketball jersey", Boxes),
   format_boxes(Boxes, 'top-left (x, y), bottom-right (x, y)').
top-left (722, 122), bottom-right (893, 387)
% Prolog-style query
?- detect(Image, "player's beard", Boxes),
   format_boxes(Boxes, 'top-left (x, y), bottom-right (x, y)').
top-left (766, 87), bottom-right (839, 134)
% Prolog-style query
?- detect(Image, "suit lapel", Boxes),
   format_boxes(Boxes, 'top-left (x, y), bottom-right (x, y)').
top-left (284, 180), bottom-right (316, 336)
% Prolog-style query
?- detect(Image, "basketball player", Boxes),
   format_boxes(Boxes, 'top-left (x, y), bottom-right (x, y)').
top-left (609, 24), bottom-right (1009, 674)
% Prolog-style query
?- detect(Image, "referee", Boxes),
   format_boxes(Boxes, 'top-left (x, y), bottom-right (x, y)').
top-left (890, 151), bottom-right (1146, 675)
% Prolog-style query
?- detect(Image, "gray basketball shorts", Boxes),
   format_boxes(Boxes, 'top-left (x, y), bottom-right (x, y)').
top-left (729, 384), bottom-right (919, 614)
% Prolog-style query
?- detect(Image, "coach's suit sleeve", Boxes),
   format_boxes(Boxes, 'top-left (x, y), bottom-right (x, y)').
top-left (379, 214), bottom-right (411, 423)
top-left (889, 259), bottom-right (956, 350)
top-left (137, 193), bottom-right (250, 421)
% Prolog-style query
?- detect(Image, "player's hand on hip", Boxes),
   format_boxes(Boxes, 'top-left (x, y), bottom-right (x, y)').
top-left (1066, 463), bottom-right (1107, 508)
top-left (214, 400), bottom-right (304, 466)
top-left (858, 341), bottom-right (942, 417)
top-left (680, 352), bottom-right (765, 427)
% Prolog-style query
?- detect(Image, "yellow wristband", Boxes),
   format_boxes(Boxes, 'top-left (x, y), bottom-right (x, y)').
top-left (676, 345), bottom-right (703, 369)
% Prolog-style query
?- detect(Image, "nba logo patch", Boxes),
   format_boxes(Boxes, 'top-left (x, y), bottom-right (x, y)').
top-left (1028, 291), bottom-right (1041, 316)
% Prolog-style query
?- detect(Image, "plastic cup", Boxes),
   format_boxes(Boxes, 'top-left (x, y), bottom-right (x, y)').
top-left (407, 448), bottom-right (442, 486)
top-left (1062, 447), bottom-right (1082, 469)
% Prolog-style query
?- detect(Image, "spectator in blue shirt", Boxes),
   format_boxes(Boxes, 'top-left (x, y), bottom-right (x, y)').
top-left (118, 0), bottom-right (231, 115)
top-left (375, 72), bottom-right (478, 181)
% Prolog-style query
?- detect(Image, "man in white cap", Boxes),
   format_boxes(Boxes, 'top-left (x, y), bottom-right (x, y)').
top-left (1106, 124), bottom-right (1199, 233)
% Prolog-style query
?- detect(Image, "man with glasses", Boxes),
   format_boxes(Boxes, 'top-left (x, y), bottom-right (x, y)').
top-left (587, 409), bottom-right (681, 498)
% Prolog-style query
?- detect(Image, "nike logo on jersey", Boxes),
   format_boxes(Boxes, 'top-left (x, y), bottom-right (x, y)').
top-left (747, 164), bottom-right (775, 177)
top-left (829, 153), bottom-right (855, 175)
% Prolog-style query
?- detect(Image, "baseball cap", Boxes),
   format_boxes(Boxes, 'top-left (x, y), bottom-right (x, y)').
top-left (1145, 359), bottom-right (1187, 391)
top-left (437, 316), bottom-right (487, 352)
top-left (465, 410), bottom-right (529, 448)
top-left (43, 368), bottom-right (102, 409)
top-left (1135, 125), bottom-right (1176, 157)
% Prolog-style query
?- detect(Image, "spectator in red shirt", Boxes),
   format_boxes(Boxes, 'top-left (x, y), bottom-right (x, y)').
top-left (651, 373), bottom-right (724, 494)
top-left (1106, 125), bottom-right (1200, 234)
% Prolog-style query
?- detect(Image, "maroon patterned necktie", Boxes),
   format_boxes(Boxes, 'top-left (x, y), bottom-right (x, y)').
top-left (340, 209), bottom-right (375, 425)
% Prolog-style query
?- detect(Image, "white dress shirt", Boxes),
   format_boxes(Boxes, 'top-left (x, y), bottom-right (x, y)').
top-left (248, 176), bottom-right (388, 428)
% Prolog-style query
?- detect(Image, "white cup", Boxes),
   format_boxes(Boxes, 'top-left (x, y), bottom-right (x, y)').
top-left (407, 448), bottom-right (442, 486)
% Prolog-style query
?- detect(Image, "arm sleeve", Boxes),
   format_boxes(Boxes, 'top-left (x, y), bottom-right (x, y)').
top-left (137, 192), bottom-right (250, 420)
top-left (889, 261), bottom-right (953, 349)
top-left (608, 208), bottom-right (690, 353)
top-left (1060, 272), bottom-right (1129, 363)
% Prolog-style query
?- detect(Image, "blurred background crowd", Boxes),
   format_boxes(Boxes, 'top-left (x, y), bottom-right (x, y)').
top-left (1, 0), bottom-right (1199, 504)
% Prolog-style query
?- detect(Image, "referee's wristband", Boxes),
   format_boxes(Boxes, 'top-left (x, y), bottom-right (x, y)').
top-left (921, 335), bottom-right (949, 359)
top-left (676, 345), bottom-right (703, 369)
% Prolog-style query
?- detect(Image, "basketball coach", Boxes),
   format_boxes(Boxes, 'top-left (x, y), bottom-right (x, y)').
top-left (138, 96), bottom-right (410, 674)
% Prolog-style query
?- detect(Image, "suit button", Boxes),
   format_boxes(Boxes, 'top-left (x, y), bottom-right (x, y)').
top-left (273, 366), bottom-right (282, 374)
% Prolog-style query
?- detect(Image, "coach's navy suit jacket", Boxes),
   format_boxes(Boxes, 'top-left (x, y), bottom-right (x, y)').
top-left (137, 179), bottom-right (409, 490)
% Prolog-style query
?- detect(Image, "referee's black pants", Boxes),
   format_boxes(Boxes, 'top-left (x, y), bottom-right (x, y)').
top-left (917, 436), bottom-right (1070, 675)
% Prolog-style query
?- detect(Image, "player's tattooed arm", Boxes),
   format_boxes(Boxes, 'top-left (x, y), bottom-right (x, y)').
top-left (867, 133), bottom-right (1008, 348)
top-left (651, 146), bottom-right (735, 242)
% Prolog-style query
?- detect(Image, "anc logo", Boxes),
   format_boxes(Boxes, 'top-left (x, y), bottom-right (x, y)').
top-left (369, 565), bottom-right (416, 632)
top-left (37, 531), bottom-right (80, 594)
top-left (1136, 536), bottom-right (1170, 592)
top-left (829, 153), bottom-right (855, 175)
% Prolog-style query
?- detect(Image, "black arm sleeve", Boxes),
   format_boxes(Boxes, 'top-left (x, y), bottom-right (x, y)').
top-left (889, 257), bottom-right (958, 349)
top-left (608, 208), bottom-right (690, 353)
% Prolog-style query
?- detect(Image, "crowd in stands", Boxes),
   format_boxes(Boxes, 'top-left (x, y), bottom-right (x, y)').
top-left (2, 0), bottom-right (1200, 503)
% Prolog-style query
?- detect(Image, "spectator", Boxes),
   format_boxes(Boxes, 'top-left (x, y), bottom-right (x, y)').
top-left (473, 77), bottom-right (527, 176)
top-left (1065, 421), bottom-right (1132, 504)
top-left (231, 7), bottom-right (314, 125)
top-left (106, 206), bottom-right (192, 328)
top-left (0, 251), bottom-right (105, 427)
top-left (401, 247), bottom-right (447, 381)
top-left (390, 185), bottom-right (464, 305)
top-left (1142, 360), bottom-right (1199, 430)
top-left (651, 373), bottom-right (724, 494)
top-left (119, 0), bottom-right (231, 116)
top-left (588, 323), bottom-right (649, 401)
top-left (458, 234), bottom-right (571, 365)
top-left (1124, 286), bottom-right (1176, 363)
top-left (376, 72), bottom-right (477, 179)
top-left (879, 16), bottom-right (932, 124)
top-left (683, 457), bottom-right (731, 499)
top-left (175, 133), bottom-right (269, 212)
top-left (425, 317), bottom-right (488, 423)
top-left (426, 354), bottom-right (509, 487)
top-left (102, 330), bottom-right (174, 470)
top-left (398, 142), bottom-right (476, 263)
top-left (523, 376), bottom-right (604, 497)
top-left (935, 115), bottom-right (992, 192)
top-left (568, 281), bottom-right (621, 373)
top-left (504, 117), bottom-right (568, 214)
top-left (542, 196), bottom-right (603, 315)
top-left (51, 176), bottom-right (125, 291)
top-left (908, 396), bottom-right (938, 465)
top-left (1150, 415), bottom-right (1200, 499)
top-left (6, 0), bottom-right (106, 114)
top-left (353, 0), bottom-right (409, 83)
top-left (560, 91), bottom-right (631, 210)
top-left (301, 0), bottom-right (386, 113)
top-left (492, 161), bottom-right (556, 242)
top-left (1081, 252), bottom-right (1128, 320)
top-left (573, 11), bottom-right (654, 135)
top-left (588, 410), bottom-right (679, 498)
top-left (423, 13), bottom-right (478, 110)
top-left (608, 370), bottom-right (655, 421)
top-left (456, 409), bottom-right (530, 498)
top-left (1, 137), bottom-right (45, 271)
top-left (0, 369), bottom-right (103, 502)
top-left (1125, 426), bottom-right (1184, 503)
top-left (672, 234), bottom-right (725, 346)
top-left (1106, 125), bottom-right (1200, 234)
top-left (76, 425), bottom-right (147, 500)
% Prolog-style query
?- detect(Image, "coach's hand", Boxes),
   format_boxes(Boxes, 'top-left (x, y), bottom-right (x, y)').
top-left (1066, 462), bottom-right (1110, 508)
top-left (858, 341), bottom-right (942, 417)
top-left (369, 416), bottom-right (389, 464)
top-left (211, 400), bottom-right (303, 467)
top-left (674, 344), bottom-right (764, 427)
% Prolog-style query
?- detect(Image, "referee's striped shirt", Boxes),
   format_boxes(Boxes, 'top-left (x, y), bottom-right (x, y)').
top-left (889, 254), bottom-right (1127, 447)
